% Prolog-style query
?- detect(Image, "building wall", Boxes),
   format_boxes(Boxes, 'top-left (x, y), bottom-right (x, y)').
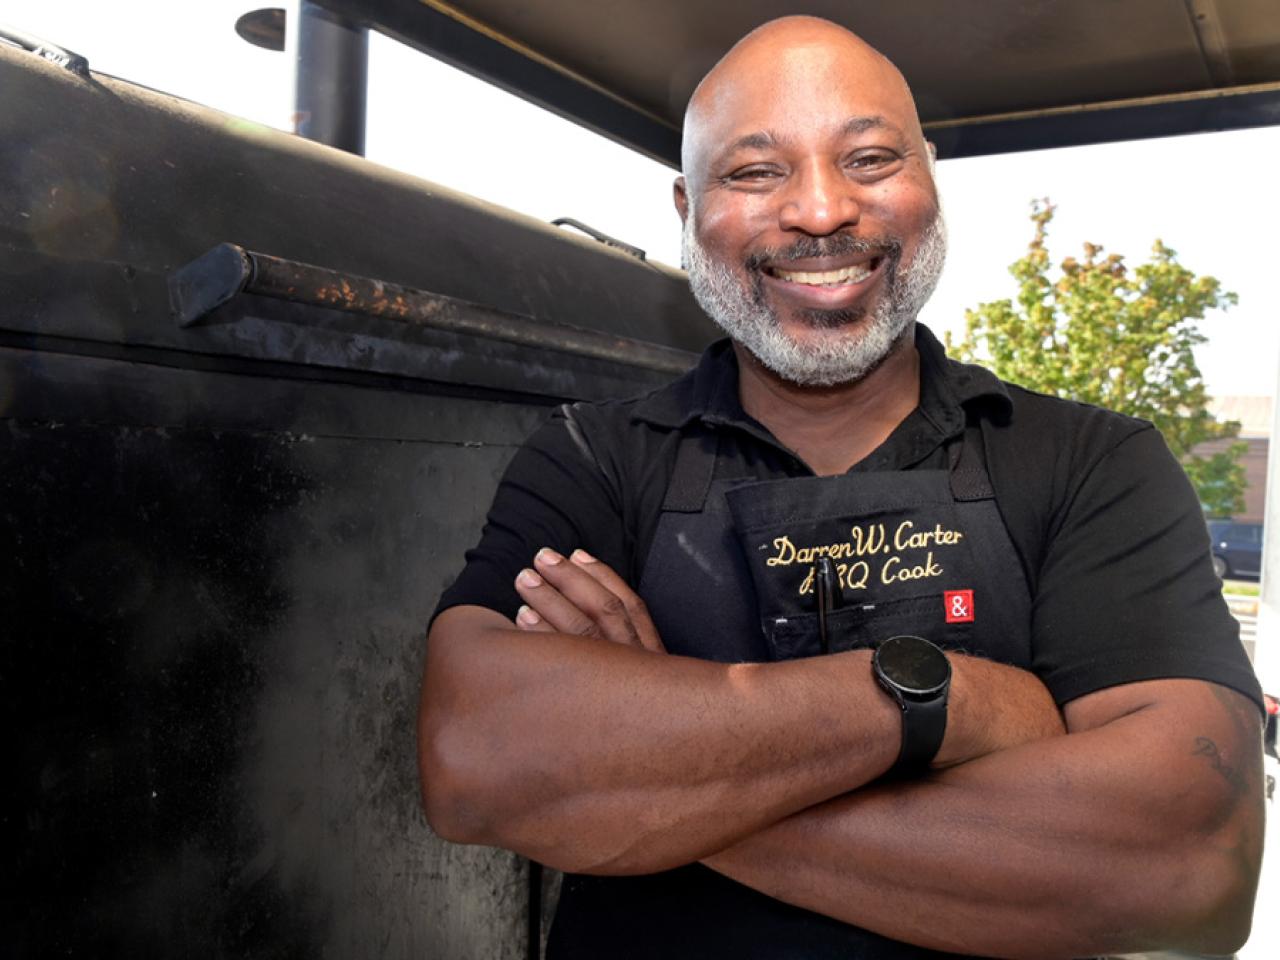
top-left (1195, 436), bottom-right (1270, 522)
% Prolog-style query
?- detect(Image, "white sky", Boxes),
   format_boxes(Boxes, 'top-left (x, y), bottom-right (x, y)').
top-left (6, 0), bottom-right (1278, 397)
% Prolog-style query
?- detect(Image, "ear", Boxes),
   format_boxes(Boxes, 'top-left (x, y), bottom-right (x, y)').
top-left (673, 177), bottom-right (690, 225)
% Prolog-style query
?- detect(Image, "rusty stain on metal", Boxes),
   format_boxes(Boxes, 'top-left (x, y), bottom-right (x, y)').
top-left (172, 243), bottom-right (696, 374)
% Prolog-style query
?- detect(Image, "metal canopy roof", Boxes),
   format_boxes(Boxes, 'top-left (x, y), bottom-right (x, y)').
top-left (321, 0), bottom-right (1280, 164)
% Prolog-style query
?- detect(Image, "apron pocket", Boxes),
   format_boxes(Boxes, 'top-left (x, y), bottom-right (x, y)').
top-left (765, 594), bottom-right (976, 661)
top-left (725, 471), bottom-right (972, 628)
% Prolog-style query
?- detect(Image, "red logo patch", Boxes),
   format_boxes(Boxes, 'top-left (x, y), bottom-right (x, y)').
top-left (945, 590), bottom-right (974, 624)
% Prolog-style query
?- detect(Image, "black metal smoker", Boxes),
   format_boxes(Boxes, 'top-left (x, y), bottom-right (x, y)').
top-left (0, 25), bottom-right (711, 959)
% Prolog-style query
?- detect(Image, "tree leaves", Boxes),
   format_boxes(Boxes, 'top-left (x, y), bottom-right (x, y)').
top-left (947, 200), bottom-right (1245, 516)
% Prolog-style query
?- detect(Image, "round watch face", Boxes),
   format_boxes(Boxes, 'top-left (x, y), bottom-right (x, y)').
top-left (876, 635), bottom-right (950, 696)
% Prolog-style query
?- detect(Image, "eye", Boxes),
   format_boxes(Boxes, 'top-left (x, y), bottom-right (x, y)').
top-left (723, 165), bottom-right (783, 184)
top-left (846, 150), bottom-right (900, 175)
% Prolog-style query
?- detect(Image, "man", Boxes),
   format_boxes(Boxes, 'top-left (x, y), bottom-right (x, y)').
top-left (420, 16), bottom-right (1264, 959)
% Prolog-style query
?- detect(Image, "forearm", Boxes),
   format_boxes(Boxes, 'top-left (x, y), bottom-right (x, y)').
top-left (420, 606), bottom-right (901, 873)
top-left (422, 600), bottom-right (1065, 875)
top-left (704, 681), bottom-right (1264, 959)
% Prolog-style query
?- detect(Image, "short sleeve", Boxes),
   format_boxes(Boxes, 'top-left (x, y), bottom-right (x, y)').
top-left (1031, 427), bottom-right (1262, 710)
top-left (432, 409), bottom-right (629, 625)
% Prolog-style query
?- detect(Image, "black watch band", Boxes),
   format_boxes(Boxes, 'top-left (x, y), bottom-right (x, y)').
top-left (890, 690), bottom-right (947, 774)
top-left (872, 635), bottom-right (951, 777)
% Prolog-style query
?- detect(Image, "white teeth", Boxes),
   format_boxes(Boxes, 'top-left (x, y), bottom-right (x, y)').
top-left (772, 262), bottom-right (874, 286)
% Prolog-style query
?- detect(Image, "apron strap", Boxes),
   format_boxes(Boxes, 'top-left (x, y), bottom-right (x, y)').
top-left (661, 428), bottom-right (720, 513)
top-left (948, 420), bottom-right (995, 501)
top-left (664, 418), bottom-right (991, 511)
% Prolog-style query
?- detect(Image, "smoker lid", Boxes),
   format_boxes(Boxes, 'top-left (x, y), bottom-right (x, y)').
top-left (322, 0), bottom-right (1280, 163)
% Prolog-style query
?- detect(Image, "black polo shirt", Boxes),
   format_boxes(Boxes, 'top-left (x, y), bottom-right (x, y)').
top-left (435, 324), bottom-right (1261, 959)
top-left (439, 325), bottom-right (1258, 711)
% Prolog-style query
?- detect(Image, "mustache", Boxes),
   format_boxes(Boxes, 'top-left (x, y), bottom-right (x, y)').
top-left (744, 233), bottom-right (902, 272)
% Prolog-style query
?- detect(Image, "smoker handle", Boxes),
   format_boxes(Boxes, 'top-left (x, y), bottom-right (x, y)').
top-left (551, 218), bottom-right (646, 262)
top-left (0, 25), bottom-right (90, 76)
top-left (168, 243), bottom-right (697, 376)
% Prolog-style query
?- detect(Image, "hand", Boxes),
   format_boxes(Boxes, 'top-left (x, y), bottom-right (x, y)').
top-left (513, 548), bottom-right (666, 653)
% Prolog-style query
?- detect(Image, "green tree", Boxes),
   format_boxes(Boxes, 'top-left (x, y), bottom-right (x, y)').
top-left (947, 200), bottom-right (1246, 516)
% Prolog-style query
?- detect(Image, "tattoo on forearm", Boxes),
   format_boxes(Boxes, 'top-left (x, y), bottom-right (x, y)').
top-left (1192, 736), bottom-right (1247, 794)
top-left (1197, 686), bottom-right (1266, 882)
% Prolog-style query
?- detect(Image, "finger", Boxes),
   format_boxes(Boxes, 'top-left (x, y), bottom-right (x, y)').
top-left (568, 550), bottom-right (666, 653)
top-left (531, 549), bottom-right (644, 648)
top-left (514, 565), bottom-right (627, 645)
top-left (514, 603), bottom-right (555, 633)
top-left (515, 567), bottom-right (597, 637)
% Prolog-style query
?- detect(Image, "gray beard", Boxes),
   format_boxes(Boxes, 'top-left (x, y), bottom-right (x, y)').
top-left (682, 210), bottom-right (948, 387)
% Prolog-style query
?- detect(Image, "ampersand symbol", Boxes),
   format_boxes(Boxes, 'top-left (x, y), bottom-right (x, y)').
top-left (944, 589), bottom-right (974, 623)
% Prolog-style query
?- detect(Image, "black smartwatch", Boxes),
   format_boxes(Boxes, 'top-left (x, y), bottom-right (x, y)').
top-left (872, 634), bottom-right (951, 777)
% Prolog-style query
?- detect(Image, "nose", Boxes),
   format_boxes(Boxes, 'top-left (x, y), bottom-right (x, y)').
top-left (777, 161), bottom-right (861, 236)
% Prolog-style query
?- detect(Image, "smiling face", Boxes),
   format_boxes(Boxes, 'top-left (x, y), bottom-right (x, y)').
top-left (677, 18), bottom-right (946, 386)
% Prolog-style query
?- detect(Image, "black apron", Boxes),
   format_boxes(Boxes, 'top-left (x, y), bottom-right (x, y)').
top-left (548, 420), bottom-right (1032, 960)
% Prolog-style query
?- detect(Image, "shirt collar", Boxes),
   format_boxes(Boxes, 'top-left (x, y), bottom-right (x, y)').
top-left (632, 323), bottom-right (1012, 434)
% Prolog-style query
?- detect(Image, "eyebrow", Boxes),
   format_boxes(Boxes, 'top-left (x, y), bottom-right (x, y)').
top-left (723, 130), bottom-right (782, 155)
top-left (843, 115), bottom-right (890, 135)
top-left (717, 115), bottom-right (899, 160)
top-left (706, 114), bottom-right (906, 172)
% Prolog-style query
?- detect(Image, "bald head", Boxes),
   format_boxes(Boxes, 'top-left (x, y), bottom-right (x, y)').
top-left (681, 16), bottom-right (928, 194)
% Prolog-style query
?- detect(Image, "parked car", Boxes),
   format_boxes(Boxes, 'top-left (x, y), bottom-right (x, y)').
top-left (1206, 519), bottom-right (1263, 581)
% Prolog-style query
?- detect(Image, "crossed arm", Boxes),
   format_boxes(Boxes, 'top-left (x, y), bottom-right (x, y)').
top-left (418, 548), bottom-right (1264, 959)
